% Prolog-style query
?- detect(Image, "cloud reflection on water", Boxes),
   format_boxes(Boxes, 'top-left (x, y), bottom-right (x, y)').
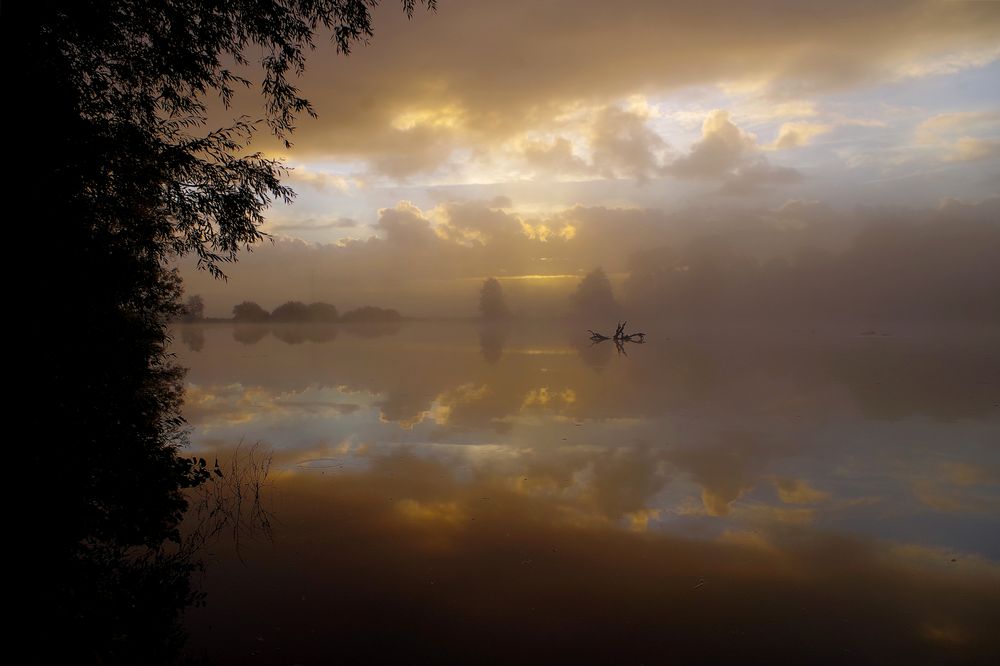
top-left (175, 321), bottom-right (1000, 663)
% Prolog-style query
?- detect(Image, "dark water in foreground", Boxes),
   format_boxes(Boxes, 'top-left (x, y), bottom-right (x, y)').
top-left (173, 321), bottom-right (1000, 664)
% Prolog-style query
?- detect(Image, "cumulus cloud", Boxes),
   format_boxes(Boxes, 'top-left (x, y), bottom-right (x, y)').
top-left (212, 0), bottom-right (1000, 179)
top-left (374, 201), bottom-right (441, 246)
top-left (369, 125), bottom-right (459, 179)
top-left (770, 122), bottom-right (834, 149)
top-left (590, 105), bottom-right (668, 180)
top-left (664, 110), bottom-right (801, 192)
top-left (518, 137), bottom-right (590, 177)
top-left (667, 110), bottom-right (757, 178)
top-left (434, 198), bottom-right (527, 246)
top-left (512, 104), bottom-right (670, 180)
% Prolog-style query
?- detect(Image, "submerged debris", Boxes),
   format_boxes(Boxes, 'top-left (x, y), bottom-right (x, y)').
top-left (588, 320), bottom-right (646, 343)
top-left (587, 321), bottom-right (647, 354)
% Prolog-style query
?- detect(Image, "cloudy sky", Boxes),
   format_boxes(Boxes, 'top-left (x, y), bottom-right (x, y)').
top-left (184, 0), bottom-right (1000, 316)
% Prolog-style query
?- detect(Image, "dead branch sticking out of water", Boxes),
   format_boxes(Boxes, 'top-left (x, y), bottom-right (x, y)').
top-left (589, 321), bottom-right (646, 343)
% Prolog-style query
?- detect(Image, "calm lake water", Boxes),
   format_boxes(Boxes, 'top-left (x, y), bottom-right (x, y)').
top-left (173, 321), bottom-right (1000, 664)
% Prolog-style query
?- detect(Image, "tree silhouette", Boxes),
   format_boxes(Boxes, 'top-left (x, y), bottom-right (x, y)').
top-left (479, 277), bottom-right (512, 320)
top-left (307, 302), bottom-right (340, 322)
top-left (270, 300), bottom-right (341, 322)
top-left (180, 295), bottom-right (205, 322)
top-left (17, 1), bottom-right (435, 660)
top-left (271, 301), bottom-right (310, 321)
top-left (233, 301), bottom-right (271, 322)
top-left (572, 268), bottom-right (621, 319)
top-left (341, 306), bottom-right (402, 322)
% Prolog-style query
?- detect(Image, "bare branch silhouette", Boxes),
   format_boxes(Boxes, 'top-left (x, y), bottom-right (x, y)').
top-left (184, 442), bottom-right (275, 563)
top-left (588, 321), bottom-right (647, 346)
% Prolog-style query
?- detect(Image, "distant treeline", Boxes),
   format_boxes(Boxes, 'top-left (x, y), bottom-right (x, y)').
top-left (231, 300), bottom-right (402, 323)
top-left (181, 210), bottom-right (998, 323)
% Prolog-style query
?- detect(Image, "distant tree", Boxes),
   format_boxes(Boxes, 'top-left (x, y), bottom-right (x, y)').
top-left (306, 302), bottom-right (339, 322)
top-left (269, 301), bottom-right (339, 321)
top-left (572, 268), bottom-right (621, 318)
top-left (232, 301), bottom-right (270, 322)
top-left (479, 277), bottom-right (511, 320)
top-left (271, 301), bottom-right (311, 322)
top-left (180, 295), bottom-right (205, 322)
top-left (340, 306), bottom-right (403, 322)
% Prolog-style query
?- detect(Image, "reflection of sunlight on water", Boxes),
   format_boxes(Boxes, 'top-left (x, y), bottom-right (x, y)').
top-left (178, 321), bottom-right (1000, 555)
top-left (177, 321), bottom-right (1000, 662)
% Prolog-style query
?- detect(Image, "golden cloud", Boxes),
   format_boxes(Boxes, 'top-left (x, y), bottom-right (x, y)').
top-left (770, 122), bottom-right (835, 149)
top-left (216, 0), bottom-right (1000, 178)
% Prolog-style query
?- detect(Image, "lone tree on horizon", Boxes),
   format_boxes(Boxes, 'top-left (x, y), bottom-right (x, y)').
top-left (571, 268), bottom-right (622, 319)
top-left (479, 277), bottom-right (512, 320)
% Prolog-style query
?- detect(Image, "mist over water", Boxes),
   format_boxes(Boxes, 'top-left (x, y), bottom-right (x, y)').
top-left (180, 197), bottom-right (1000, 321)
top-left (175, 321), bottom-right (1000, 663)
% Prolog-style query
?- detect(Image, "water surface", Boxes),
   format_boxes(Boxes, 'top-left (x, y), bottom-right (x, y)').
top-left (174, 321), bottom-right (1000, 664)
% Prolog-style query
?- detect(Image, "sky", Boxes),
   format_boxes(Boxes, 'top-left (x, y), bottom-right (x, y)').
top-left (182, 0), bottom-right (1000, 317)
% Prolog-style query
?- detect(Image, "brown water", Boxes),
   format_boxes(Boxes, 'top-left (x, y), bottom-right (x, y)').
top-left (174, 321), bottom-right (1000, 664)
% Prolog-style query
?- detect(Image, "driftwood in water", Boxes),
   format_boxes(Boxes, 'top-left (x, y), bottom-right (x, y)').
top-left (588, 321), bottom-right (647, 345)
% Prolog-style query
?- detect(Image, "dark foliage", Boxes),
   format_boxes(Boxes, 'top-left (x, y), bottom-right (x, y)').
top-left (306, 301), bottom-right (340, 322)
top-left (271, 300), bottom-right (340, 322)
top-left (271, 300), bottom-right (312, 321)
top-left (232, 300), bottom-right (271, 322)
top-left (178, 295), bottom-right (205, 322)
top-left (340, 305), bottom-right (403, 322)
top-left (571, 268), bottom-right (622, 319)
top-left (479, 277), bottom-right (512, 320)
top-left (13, 1), bottom-right (434, 662)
